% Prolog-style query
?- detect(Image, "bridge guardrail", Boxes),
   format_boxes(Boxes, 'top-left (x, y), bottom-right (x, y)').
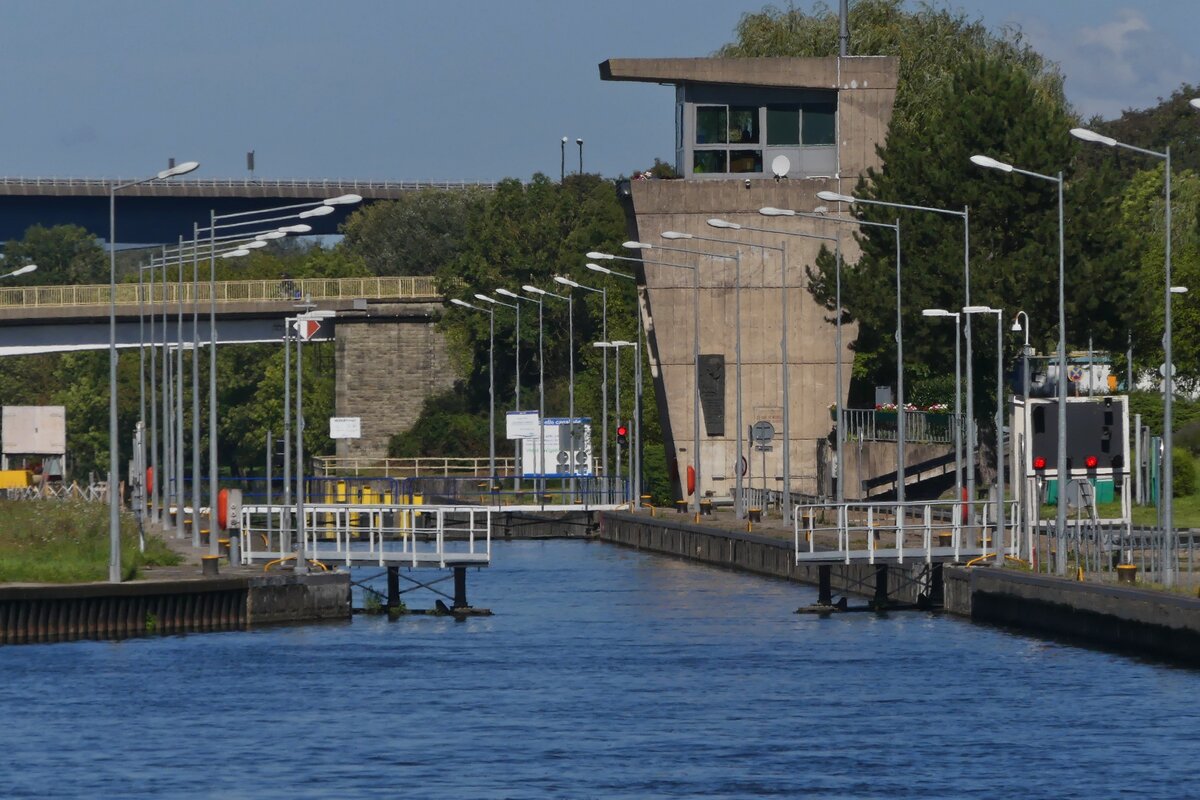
top-left (0, 276), bottom-right (442, 309)
top-left (0, 176), bottom-right (497, 192)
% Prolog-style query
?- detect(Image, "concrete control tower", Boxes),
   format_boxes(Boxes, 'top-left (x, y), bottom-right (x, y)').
top-left (600, 56), bottom-right (899, 502)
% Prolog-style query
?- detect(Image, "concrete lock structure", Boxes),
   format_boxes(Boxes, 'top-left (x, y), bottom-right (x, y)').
top-left (600, 56), bottom-right (899, 502)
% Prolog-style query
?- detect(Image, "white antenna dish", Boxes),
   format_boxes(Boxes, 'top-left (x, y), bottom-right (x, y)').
top-left (771, 155), bottom-right (791, 179)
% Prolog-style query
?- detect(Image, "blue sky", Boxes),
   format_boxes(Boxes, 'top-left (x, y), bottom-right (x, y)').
top-left (0, 1), bottom-right (1195, 182)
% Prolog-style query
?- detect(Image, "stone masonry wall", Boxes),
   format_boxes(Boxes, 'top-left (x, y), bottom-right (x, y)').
top-left (334, 303), bottom-right (458, 459)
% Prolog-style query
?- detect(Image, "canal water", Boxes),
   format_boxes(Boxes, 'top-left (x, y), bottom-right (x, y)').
top-left (1, 540), bottom-right (1197, 798)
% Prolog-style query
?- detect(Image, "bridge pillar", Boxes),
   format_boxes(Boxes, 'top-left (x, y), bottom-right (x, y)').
top-left (873, 564), bottom-right (889, 609)
top-left (817, 564), bottom-right (833, 606)
top-left (452, 566), bottom-right (468, 610)
top-left (386, 566), bottom-right (400, 610)
top-left (335, 307), bottom-right (456, 459)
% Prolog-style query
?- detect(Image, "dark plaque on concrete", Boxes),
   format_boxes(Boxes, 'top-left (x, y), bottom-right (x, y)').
top-left (698, 353), bottom-right (725, 437)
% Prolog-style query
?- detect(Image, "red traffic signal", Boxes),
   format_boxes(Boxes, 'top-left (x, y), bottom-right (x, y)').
top-left (1032, 456), bottom-right (1046, 470)
top-left (616, 425), bottom-right (628, 445)
top-left (1084, 455), bottom-right (1098, 469)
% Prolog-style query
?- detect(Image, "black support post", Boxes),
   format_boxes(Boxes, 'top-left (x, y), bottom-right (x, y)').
top-left (452, 566), bottom-right (468, 610)
top-left (818, 565), bottom-right (832, 606)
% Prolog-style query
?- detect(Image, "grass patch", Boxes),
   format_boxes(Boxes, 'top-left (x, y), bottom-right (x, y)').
top-left (1037, 494), bottom-right (1200, 528)
top-left (0, 500), bottom-right (180, 583)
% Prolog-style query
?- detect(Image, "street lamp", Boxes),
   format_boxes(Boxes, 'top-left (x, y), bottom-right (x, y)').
top-left (922, 309), bottom-right (963, 509)
top-left (1070, 126), bottom-right (1178, 584)
top-left (585, 261), bottom-right (645, 500)
top-left (476, 292), bottom-right (521, 485)
top-left (813, 190), bottom-right (974, 510)
top-left (590, 250), bottom-right (700, 513)
top-left (594, 340), bottom-right (636, 501)
top-left (108, 159), bottom-right (199, 583)
top-left (202, 195), bottom-right (360, 556)
top-left (555, 275), bottom-right (609, 492)
top-left (964, 305), bottom-right (1006, 565)
top-left (972, 152), bottom-right (1068, 575)
top-left (291, 308), bottom-right (337, 573)
top-left (1191, 98), bottom-right (1200, 110)
top-left (451, 298), bottom-right (496, 484)
top-left (0, 263), bottom-right (36, 279)
top-left (636, 236), bottom-right (745, 517)
top-left (498, 287), bottom-right (544, 496)
top-left (525, 283), bottom-right (576, 499)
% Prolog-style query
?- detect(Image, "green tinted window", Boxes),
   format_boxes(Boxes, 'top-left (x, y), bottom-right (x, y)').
top-left (693, 150), bottom-right (727, 174)
top-left (728, 106), bottom-right (759, 144)
top-left (767, 106), bottom-right (800, 145)
top-left (695, 106), bottom-right (727, 145)
top-left (729, 150), bottom-right (763, 174)
top-left (802, 103), bottom-right (836, 146)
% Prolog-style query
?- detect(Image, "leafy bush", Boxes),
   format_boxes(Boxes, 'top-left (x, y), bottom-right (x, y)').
top-left (1174, 448), bottom-right (1196, 497)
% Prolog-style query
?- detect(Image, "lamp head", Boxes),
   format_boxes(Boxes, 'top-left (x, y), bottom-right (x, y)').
top-left (1011, 317), bottom-right (1023, 332)
top-left (816, 190), bottom-right (854, 203)
top-left (279, 224), bottom-right (313, 234)
top-left (970, 155), bottom-right (1013, 172)
top-left (586, 251), bottom-right (613, 260)
top-left (707, 218), bottom-right (741, 230)
top-left (554, 276), bottom-right (580, 288)
top-left (593, 341), bottom-right (611, 348)
top-left (522, 284), bottom-right (546, 296)
top-left (660, 231), bottom-right (693, 239)
top-left (576, 138), bottom-right (583, 145)
top-left (622, 241), bottom-right (651, 250)
top-left (1069, 128), bottom-right (1116, 147)
top-left (451, 298), bottom-right (473, 309)
top-left (256, 231), bottom-right (287, 241)
top-left (323, 194), bottom-right (363, 205)
top-left (758, 207), bottom-right (795, 217)
top-left (11, 264), bottom-right (37, 276)
top-left (244, 240), bottom-right (269, 249)
top-left (495, 288), bottom-right (520, 299)
top-left (299, 205), bottom-right (336, 218)
top-left (1191, 98), bottom-right (1200, 110)
top-left (157, 160), bottom-right (199, 179)
top-left (586, 263), bottom-right (611, 275)
top-left (474, 293), bottom-right (496, 304)
top-left (611, 340), bottom-right (634, 347)
top-left (962, 305), bottom-right (995, 314)
top-left (922, 308), bottom-right (950, 318)
top-left (221, 248), bottom-right (250, 259)
top-left (562, 136), bottom-right (569, 143)
top-left (1170, 286), bottom-right (1189, 294)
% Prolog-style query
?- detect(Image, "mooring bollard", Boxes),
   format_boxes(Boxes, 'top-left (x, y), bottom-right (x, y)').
top-left (1117, 564), bottom-right (1137, 584)
top-left (938, 532), bottom-right (953, 548)
top-left (641, 494), bottom-right (652, 508)
top-left (201, 555), bottom-right (220, 577)
top-left (218, 538), bottom-right (231, 558)
top-left (748, 507), bottom-right (762, 523)
top-left (675, 500), bottom-right (687, 514)
top-left (200, 527), bottom-right (211, 547)
top-left (700, 499), bottom-right (713, 517)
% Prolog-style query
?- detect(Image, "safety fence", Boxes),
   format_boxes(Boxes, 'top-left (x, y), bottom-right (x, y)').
top-left (0, 176), bottom-right (497, 192)
top-left (314, 456), bottom-right (516, 478)
top-left (0, 276), bottom-right (441, 309)
top-left (239, 503), bottom-right (492, 569)
top-left (842, 408), bottom-right (962, 445)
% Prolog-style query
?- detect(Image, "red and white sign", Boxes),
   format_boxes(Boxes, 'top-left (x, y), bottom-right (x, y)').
top-left (294, 318), bottom-right (322, 341)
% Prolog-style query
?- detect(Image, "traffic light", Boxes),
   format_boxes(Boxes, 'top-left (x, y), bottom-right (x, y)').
top-left (616, 424), bottom-right (628, 445)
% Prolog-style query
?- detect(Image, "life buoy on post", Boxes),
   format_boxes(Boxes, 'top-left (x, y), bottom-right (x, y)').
top-left (687, 466), bottom-right (696, 497)
top-left (146, 466), bottom-right (154, 495)
top-left (218, 488), bottom-right (230, 530)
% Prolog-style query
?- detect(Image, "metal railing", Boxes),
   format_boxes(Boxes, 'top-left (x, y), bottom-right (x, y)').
top-left (0, 276), bottom-right (441, 310)
top-left (239, 502), bottom-right (492, 569)
top-left (0, 176), bottom-right (497, 192)
top-left (315, 456), bottom-right (515, 478)
top-left (793, 499), bottom-right (1018, 564)
top-left (843, 408), bottom-right (961, 444)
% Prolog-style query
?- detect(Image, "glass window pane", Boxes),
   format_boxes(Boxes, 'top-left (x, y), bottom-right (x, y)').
top-left (693, 150), bottom-right (727, 174)
top-left (767, 106), bottom-right (800, 145)
top-left (802, 102), bottom-right (836, 146)
top-left (695, 106), bottom-right (727, 145)
top-left (728, 106), bottom-right (759, 145)
top-left (729, 150), bottom-right (762, 174)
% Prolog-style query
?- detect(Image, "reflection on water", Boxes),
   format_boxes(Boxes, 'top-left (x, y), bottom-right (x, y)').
top-left (1, 540), bottom-right (1196, 799)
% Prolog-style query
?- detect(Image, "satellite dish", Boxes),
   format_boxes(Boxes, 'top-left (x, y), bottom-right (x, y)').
top-left (771, 155), bottom-right (791, 179)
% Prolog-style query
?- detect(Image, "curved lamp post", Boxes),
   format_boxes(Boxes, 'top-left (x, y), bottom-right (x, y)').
top-left (109, 160), bottom-right (199, 583)
top-left (555, 275), bottom-right (607, 488)
top-left (971, 153), bottom-right (1068, 576)
top-left (476, 293), bottom-right (520, 485)
top-left (525, 284), bottom-right (576, 499)
top-left (964, 305), bottom-right (1006, 565)
top-left (451, 298), bottom-right (496, 484)
top-left (1070, 126), bottom-right (1178, 585)
top-left (922, 309), bottom-right (963, 514)
top-left (585, 261), bottom-right (644, 501)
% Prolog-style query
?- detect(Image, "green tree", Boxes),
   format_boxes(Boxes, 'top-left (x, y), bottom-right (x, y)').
top-left (718, 0), bottom-right (1064, 141)
top-left (339, 188), bottom-right (488, 276)
top-left (4, 224), bottom-right (106, 285)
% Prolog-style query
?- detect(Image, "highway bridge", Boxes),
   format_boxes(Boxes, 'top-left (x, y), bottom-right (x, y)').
top-left (0, 176), bottom-right (495, 243)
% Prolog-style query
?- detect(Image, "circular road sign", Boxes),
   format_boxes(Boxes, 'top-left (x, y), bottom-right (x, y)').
top-left (751, 420), bottom-right (775, 443)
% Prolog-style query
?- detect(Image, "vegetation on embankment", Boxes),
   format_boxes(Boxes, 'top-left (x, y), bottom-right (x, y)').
top-left (0, 501), bottom-right (179, 583)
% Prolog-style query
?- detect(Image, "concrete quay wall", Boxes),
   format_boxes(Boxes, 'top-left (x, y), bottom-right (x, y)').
top-left (599, 511), bottom-right (933, 604)
top-left (944, 566), bottom-right (1200, 666)
top-left (0, 572), bottom-right (350, 645)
